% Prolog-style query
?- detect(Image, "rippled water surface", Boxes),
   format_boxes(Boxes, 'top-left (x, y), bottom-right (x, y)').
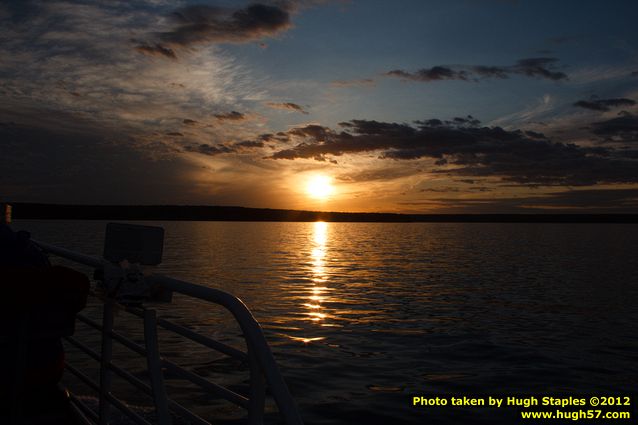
top-left (14, 220), bottom-right (638, 424)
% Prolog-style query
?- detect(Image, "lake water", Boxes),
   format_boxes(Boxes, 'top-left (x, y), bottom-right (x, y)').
top-left (12, 220), bottom-right (638, 424)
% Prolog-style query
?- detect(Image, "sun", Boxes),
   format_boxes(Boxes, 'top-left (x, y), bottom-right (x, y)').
top-left (306, 175), bottom-right (334, 200)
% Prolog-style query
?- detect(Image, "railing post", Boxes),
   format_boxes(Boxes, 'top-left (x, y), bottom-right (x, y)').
top-left (143, 309), bottom-right (172, 425)
top-left (99, 299), bottom-right (115, 425)
top-left (148, 275), bottom-right (305, 425)
top-left (247, 340), bottom-right (266, 425)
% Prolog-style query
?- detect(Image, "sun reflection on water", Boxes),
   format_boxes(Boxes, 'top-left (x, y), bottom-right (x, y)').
top-left (285, 221), bottom-right (340, 343)
top-left (306, 222), bottom-right (329, 325)
top-left (311, 222), bottom-right (327, 280)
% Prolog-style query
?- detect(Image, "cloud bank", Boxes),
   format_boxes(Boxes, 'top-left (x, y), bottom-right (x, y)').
top-left (260, 117), bottom-right (637, 186)
top-left (573, 98), bottom-right (636, 112)
top-left (386, 58), bottom-right (568, 82)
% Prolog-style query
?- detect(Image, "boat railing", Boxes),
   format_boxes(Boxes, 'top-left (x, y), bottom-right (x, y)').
top-left (33, 239), bottom-right (304, 425)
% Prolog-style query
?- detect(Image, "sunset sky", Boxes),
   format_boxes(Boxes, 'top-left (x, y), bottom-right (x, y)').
top-left (1, 0), bottom-right (637, 213)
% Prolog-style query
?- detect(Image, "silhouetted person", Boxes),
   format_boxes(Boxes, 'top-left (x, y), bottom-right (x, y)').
top-left (0, 223), bottom-right (89, 424)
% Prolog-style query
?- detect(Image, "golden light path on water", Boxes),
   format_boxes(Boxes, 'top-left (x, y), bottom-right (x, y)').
top-left (309, 221), bottom-right (327, 318)
top-left (292, 221), bottom-right (331, 343)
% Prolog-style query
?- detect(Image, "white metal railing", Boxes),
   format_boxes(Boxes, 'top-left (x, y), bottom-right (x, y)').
top-left (33, 240), bottom-right (304, 425)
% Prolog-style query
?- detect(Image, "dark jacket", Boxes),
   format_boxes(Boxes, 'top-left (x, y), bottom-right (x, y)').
top-left (0, 224), bottom-right (89, 394)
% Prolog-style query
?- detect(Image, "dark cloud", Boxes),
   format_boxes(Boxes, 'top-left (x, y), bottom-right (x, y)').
top-left (183, 143), bottom-right (233, 156)
top-left (252, 132), bottom-right (290, 143)
top-left (159, 3), bottom-right (291, 47)
top-left (471, 65), bottom-right (509, 79)
top-left (385, 57), bottom-right (567, 83)
top-left (451, 115), bottom-right (481, 126)
top-left (386, 66), bottom-right (469, 82)
top-left (166, 132), bottom-right (184, 137)
top-left (262, 117), bottom-right (637, 186)
top-left (420, 187), bottom-right (461, 193)
top-left (134, 43), bottom-right (177, 59)
top-left (214, 111), bottom-right (246, 121)
top-left (573, 98), bottom-right (636, 112)
top-left (512, 57), bottom-right (567, 80)
top-left (183, 118), bottom-right (198, 125)
top-left (419, 185), bottom-right (491, 193)
top-left (414, 118), bottom-right (443, 127)
top-left (289, 123), bottom-right (331, 138)
top-left (632, 71), bottom-right (638, 77)
top-left (266, 102), bottom-right (308, 114)
top-left (234, 140), bottom-right (265, 149)
top-left (590, 113), bottom-right (638, 143)
top-left (524, 130), bottom-right (546, 139)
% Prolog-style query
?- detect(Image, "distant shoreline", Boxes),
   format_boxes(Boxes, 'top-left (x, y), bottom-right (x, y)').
top-left (7, 203), bottom-right (637, 223)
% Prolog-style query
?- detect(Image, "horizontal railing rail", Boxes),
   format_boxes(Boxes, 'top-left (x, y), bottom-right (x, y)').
top-left (33, 239), bottom-right (303, 425)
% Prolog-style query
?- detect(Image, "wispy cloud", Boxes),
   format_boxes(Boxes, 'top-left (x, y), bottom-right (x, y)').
top-left (489, 94), bottom-right (556, 128)
top-left (330, 78), bottom-right (376, 88)
top-left (569, 65), bottom-right (638, 85)
top-left (0, 1), bottom-right (268, 155)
